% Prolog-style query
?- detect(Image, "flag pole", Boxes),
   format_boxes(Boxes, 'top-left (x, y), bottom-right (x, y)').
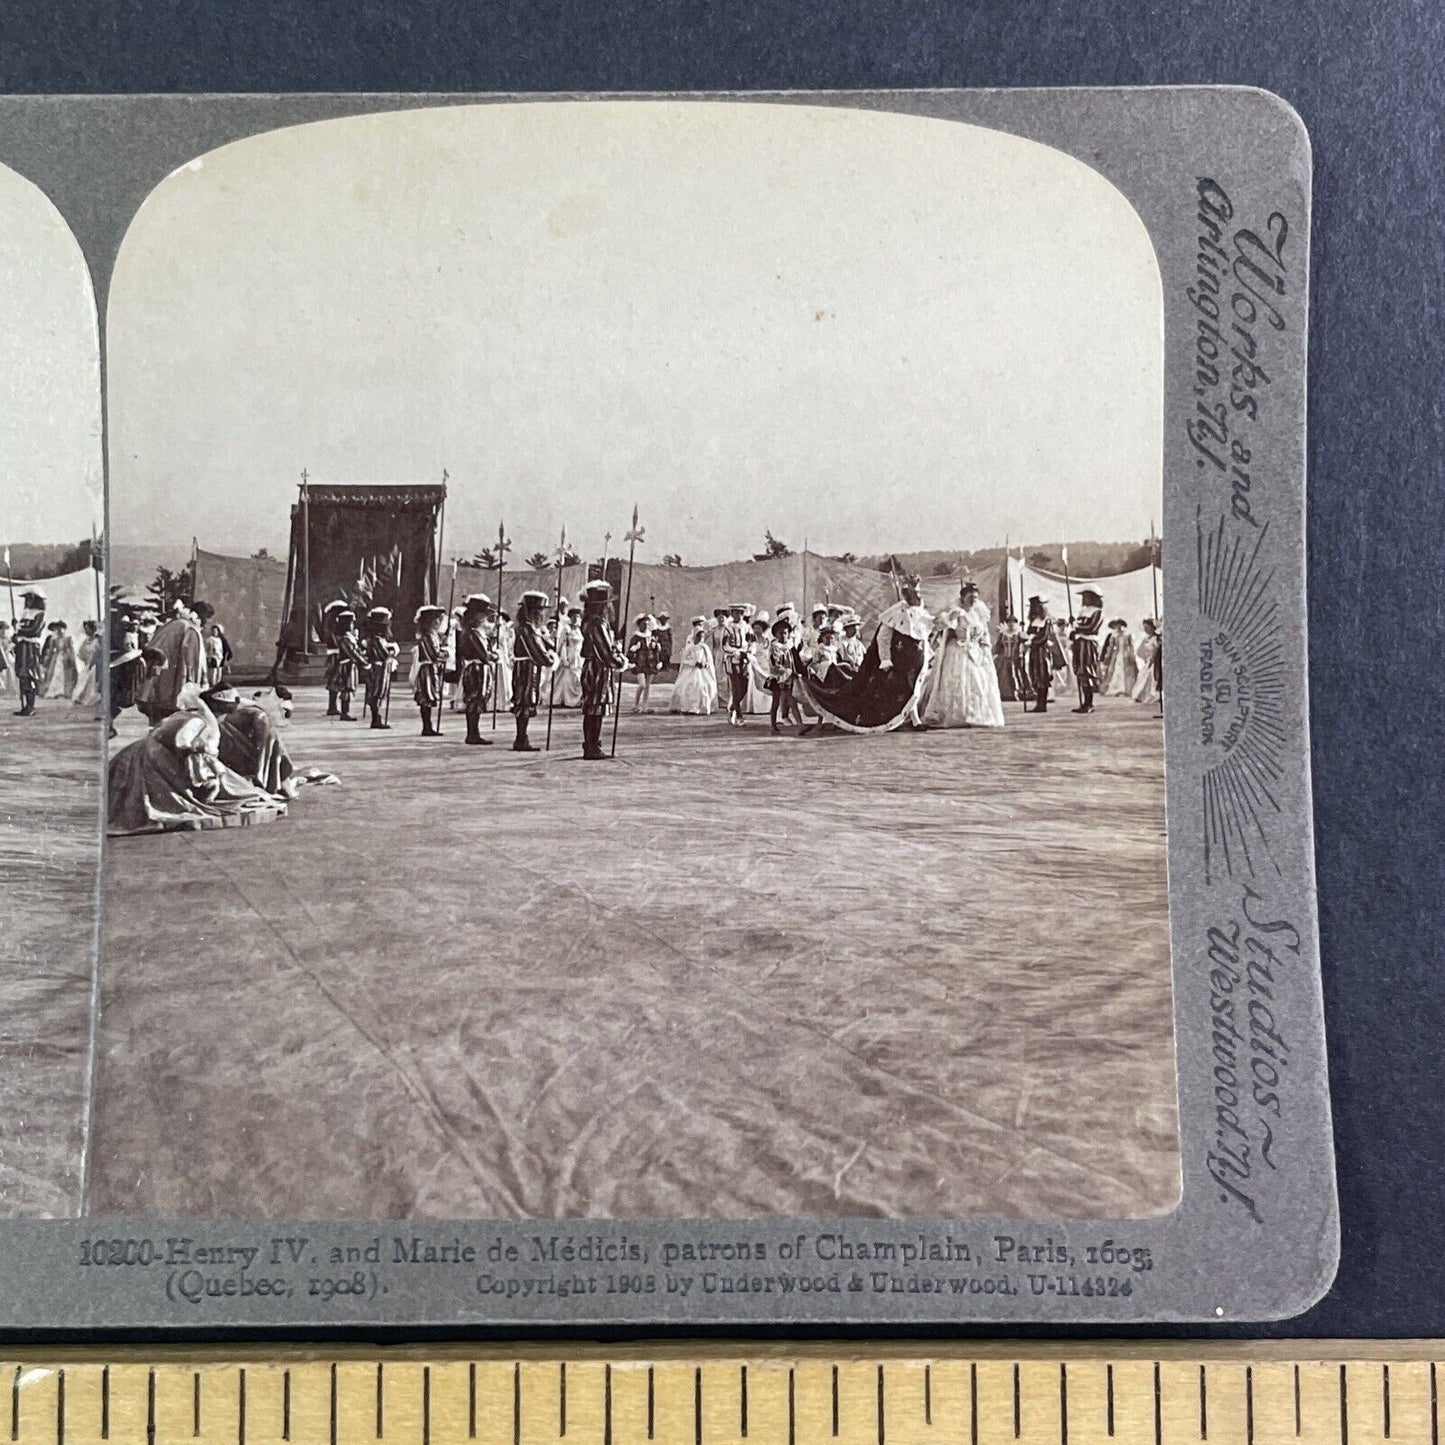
top-left (434, 470), bottom-right (448, 608)
top-left (4, 546), bottom-right (16, 630)
top-left (92, 523), bottom-right (103, 624)
top-left (610, 504), bottom-right (641, 758)
top-left (492, 519), bottom-right (506, 732)
top-left (301, 468), bottom-right (311, 654)
top-left (1150, 517), bottom-right (1161, 621)
top-left (545, 524), bottom-right (566, 751)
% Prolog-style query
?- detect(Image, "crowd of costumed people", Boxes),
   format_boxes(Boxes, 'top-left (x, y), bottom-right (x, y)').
top-left (104, 563), bottom-right (1162, 839)
top-left (1, 584), bottom-right (104, 717)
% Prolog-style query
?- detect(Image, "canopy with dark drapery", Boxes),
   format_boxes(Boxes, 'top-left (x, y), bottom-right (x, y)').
top-left (283, 483), bottom-right (445, 646)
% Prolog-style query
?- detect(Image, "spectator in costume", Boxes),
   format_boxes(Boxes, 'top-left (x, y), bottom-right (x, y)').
top-left (12, 587), bottom-right (46, 716)
top-left (1069, 587), bottom-right (1105, 714)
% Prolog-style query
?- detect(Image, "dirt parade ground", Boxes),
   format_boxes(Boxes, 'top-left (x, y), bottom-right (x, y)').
top-left (0, 707), bottom-right (102, 1217)
top-left (86, 683), bottom-right (1180, 1222)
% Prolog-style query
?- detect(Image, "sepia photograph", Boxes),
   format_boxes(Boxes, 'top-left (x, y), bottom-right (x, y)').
top-left (0, 158), bottom-right (106, 1219)
top-left (82, 100), bottom-right (1178, 1221)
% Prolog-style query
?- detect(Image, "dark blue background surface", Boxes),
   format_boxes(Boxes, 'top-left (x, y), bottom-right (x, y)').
top-left (1, 0), bottom-right (1441, 1339)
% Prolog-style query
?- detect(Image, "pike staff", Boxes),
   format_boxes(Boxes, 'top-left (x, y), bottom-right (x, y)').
top-left (492, 520), bottom-right (508, 732)
top-left (545, 524), bottom-right (567, 751)
top-left (4, 546), bottom-right (16, 632)
top-left (610, 504), bottom-right (644, 758)
top-left (1061, 544), bottom-right (1074, 622)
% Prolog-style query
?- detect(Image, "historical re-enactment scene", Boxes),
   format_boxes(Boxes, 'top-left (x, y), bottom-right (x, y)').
top-left (9, 100), bottom-right (1179, 1222)
top-left (0, 159), bottom-right (106, 1219)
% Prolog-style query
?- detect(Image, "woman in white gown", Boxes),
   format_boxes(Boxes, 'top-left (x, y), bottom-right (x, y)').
top-left (550, 606), bottom-right (585, 708)
top-left (1099, 618), bottom-right (1139, 696)
top-left (921, 582), bottom-right (1005, 728)
top-left (71, 619), bottom-right (103, 707)
top-left (670, 618), bottom-right (718, 715)
top-left (1133, 618), bottom-right (1162, 705)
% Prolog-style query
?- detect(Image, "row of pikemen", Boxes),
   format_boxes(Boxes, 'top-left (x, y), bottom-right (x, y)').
top-left (320, 580), bottom-right (632, 758)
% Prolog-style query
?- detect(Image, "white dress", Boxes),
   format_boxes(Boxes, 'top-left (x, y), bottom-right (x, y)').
top-left (921, 601), bottom-right (1005, 728)
top-left (670, 639), bottom-right (718, 714)
top-left (551, 618), bottom-right (584, 707)
top-left (746, 634), bottom-right (772, 713)
top-left (1133, 635), bottom-right (1161, 705)
top-left (71, 633), bottom-right (102, 706)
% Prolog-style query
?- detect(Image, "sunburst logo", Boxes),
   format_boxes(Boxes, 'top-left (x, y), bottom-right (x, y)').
top-left (1195, 509), bottom-right (1288, 882)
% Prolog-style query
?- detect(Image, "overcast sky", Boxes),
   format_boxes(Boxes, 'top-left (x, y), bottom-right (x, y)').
top-left (108, 101), bottom-right (1161, 565)
top-left (0, 163), bottom-right (102, 550)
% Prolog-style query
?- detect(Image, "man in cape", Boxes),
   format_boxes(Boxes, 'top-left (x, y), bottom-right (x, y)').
top-left (139, 598), bottom-right (206, 723)
top-left (12, 587), bottom-right (46, 716)
top-left (510, 589), bottom-right (556, 752)
top-left (1069, 587), bottom-right (1105, 713)
top-left (875, 576), bottom-right (934, 728)
top-left (579, 579), bottom-right (627, 760)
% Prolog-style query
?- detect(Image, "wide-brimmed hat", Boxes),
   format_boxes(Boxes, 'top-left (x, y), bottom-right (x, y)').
top-left (1081, 588), bottom-right (1103, 608)
top-left (414, 604), bottom-right (446, 625)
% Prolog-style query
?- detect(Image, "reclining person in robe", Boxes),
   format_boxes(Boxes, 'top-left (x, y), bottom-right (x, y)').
top-left (107, 682), bottom-right (289, 836)
top-left (211, 685), bottom-right (306, 798)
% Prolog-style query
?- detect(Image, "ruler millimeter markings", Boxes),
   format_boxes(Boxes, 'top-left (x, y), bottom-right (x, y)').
top-left (3, 1347), bottom-right (1443, 1445)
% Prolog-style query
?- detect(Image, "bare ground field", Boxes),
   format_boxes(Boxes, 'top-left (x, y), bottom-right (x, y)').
top-left (0, 706), bottom-right (102, 1217)
top-left (91, 683), bottom-right (1179, 1220)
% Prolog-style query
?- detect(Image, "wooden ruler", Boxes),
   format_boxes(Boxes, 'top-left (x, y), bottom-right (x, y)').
top-left (4, 1343), bottom-right (1440, 1445)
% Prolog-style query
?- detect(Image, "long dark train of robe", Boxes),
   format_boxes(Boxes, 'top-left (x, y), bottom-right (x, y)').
top-left (792, 625), bottom-right (930, 733)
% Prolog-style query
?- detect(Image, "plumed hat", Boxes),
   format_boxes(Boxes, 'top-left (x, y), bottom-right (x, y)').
top-left (1081, 588), bottom-right (1103, 608)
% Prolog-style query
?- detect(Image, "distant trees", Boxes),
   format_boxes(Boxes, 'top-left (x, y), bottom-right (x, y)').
top-left (662, 553), bottom-right (683, 568)
top-left (759, 531), bottom-right (792, 559)
top-left (472, 547), bottom-right (498, 570)
top-left (837, 551), bottom-right (857, 564)
top-left (562, 546), bottom-right (582, 566)
top-left (147, 562), bottom-right (194, 613)
top-left (525, 551), bottom-right (551, 571)
top-left (932, 560), bottom-right (954, 575)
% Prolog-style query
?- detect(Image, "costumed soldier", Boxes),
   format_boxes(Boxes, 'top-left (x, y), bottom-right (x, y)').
top-left (455, 593), bottom-right (497, 746)
top-left (1070, 587), bottom-right (1105, 713)
top-left (654, 613), bottom-right (673, 671)
top-left (579, 579), bottom-right (627, 760)
top-left (412, 604), bottom-right (447, 737)
top-left (362, 606), bottom-right (400, 730)
top-left (331, 607), bottom-right (365, 721)
top-left (12, 587), bottom-right (46, 716)
top-left (510, 589), bottom-right (555, 752)
top-left (1024, 595), bottom-right (1065, 714)
top-left (320, 598), bottom-right (349, 716)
